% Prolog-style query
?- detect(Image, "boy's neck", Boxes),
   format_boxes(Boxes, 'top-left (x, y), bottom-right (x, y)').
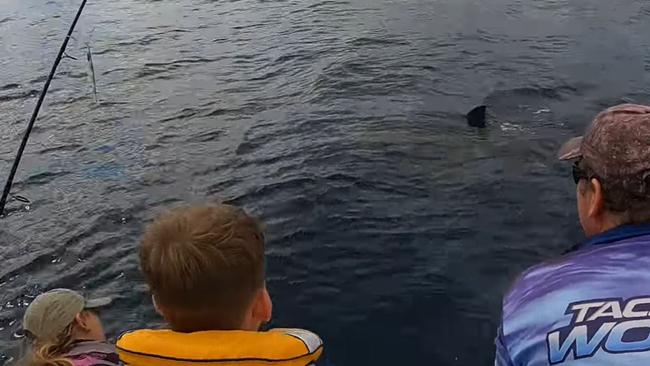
top-left (169, 319), bottom-right (258, 333)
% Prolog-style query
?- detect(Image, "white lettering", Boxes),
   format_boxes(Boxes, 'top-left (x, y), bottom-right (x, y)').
top-left (587, 301), bottom-right (623, 322)
top-left (571, 302), bottom-right (606, 323)
top-left (605, 319), bottom-right (650, 353)
top-left (623, 298), bottom-right (650, 318)
top-left (547, 322), bottom-right (616, 364)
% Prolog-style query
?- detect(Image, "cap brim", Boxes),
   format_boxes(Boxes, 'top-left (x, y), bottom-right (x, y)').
top-left (558, 136), bottom-right (584, 160)
top-left (85, 297), bottom-right (112, 309)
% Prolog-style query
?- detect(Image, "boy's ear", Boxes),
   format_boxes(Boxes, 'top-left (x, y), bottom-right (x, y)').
top-left (252, 288), bottom-right (273, 323)
top-left (152, 294), bottom-right (164, 316)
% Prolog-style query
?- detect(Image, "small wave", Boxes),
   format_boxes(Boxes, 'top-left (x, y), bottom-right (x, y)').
top-left (135, 66), bottom-right (168, 78)
top-left (146, 25), bottom-right (190, 34)
top-left (476, 28), bottom-right (504, 44)
top-left (144, 143), bottom-right (162, 151)
top-left (0, 230), bottom-right (22, 250)
top-left (233, 53), bottom-right (257, 61)
top-left (156, 133), bottom-right (181, 144)
top-left (37, 144), bottom-right (83, 155)
top-left (456, 30), bottom-right (504, 44)
top-left (527, 35), bottom-right (571, 53)
top-left (29, 75), bottom-right (48, 84)
top-left (93, 101), bottom-right (129, 108)
top-left (159, 108), bottom-right (201, 123)
top-left (271, 229), bottom-right (318, 246)
top-left (274, 52), bottom-right (306, 64)
top-left (0, 249), bottom-right (59, 285)
top-left (0, 17), bottom-right (12, 25)
top-left (187, 130), bottom-right (223, 143)
top-left (101, 67), bottom-right (128, 76)
top-left (116, 34), bottom-right (160, 47)
top-left (49, 95), bottom-right (90, 107)
top-left (201, 107), bottom-right (239, 117)
top-left (306, 0), bottom-right (350, 10)
top-left (347, 37), bottom-right (410, 47)
top-left (202, 103), bottom-right (263, 117)
top-left (92, 48), bottom-right (119, 56)
top-left (117, 28), bottom-right (191, 48)
top-left (232, 23), bottom-right (266, 31)
top-left (642, 4), bottom-right (650, 16)
top-left (27, 72), bottom-right (86, 89)
top-left (485, 86), bottom-right (579, 104)
top-left (58, 71), bottom-right (89, 80)
top-left (1, 83), bottom-right (20, 91)
top-left (592, 94), bottom-right (650, 110)
top-left (136, 57), bottom-right (219, 79)
top-left (144, 57), bottom-right (216, 67)
top-left (0, 89), bottom-right (39, 103)
top-left (248, 68), bottom-right (286, 82)
top-left (237, 150), bottom-right (303, 167)
top-left (235, 177), bottom-right (319, 202)
top-left (236, 132), bottom-right (277, 155)
top-left (15, 171), bottom-right (70, 187)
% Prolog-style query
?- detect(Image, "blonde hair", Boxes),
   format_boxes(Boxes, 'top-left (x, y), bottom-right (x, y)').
top-left (140, 203), bottom-right (266, 332)
top-left (24, 324), bottom-right (75, 366)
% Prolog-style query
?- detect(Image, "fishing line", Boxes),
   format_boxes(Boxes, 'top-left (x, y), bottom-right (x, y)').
top-left (0, 0), bottom-right (89, 216)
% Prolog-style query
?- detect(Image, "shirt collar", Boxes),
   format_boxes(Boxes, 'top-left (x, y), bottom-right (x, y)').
top-left (67, 340), bottom-right (116, 357)
top-left (582, 224), bottom-right (650, 248)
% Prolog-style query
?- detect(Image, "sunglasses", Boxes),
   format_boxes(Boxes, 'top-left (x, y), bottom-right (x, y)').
top-left (572, 162), bottom-right (600, 184)
top-left (572, 163), bottom-right (586, 184)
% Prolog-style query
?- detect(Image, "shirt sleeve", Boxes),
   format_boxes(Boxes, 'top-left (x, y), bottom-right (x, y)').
top-left (495, 326), bottom-right (516, 366)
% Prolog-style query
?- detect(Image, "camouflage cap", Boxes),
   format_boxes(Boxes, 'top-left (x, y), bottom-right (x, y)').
top-left (558, 104), bottom-right (650, 192)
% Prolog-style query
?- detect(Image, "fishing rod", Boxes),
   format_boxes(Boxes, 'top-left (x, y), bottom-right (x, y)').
top-left (0, 0), bottom-right (89, 217)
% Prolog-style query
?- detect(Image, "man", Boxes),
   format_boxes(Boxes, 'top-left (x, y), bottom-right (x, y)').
top-left (117, 203), bottom-right (323, 366)
top-left (496, 104), bottom-right (650, 366)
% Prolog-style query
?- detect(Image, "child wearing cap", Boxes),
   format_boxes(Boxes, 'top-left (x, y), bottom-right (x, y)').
top-left (22, 288), bottom-right (118, 366)
top-left (117, 204), bottom-right (323, 366)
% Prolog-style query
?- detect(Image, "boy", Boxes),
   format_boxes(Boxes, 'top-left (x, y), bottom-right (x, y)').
top-left (117, 204), bottom-right (323, 366)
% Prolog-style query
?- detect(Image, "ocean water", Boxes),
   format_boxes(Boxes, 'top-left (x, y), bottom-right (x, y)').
top-left (2, 0), bottom-right (650, 364)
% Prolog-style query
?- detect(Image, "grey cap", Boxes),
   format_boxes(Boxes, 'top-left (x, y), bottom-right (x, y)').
top-left (23, 289), bottom-right (112, 341)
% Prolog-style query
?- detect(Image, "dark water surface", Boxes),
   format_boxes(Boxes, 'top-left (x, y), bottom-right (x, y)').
top-left (2, 0), bottom-right (650, 364)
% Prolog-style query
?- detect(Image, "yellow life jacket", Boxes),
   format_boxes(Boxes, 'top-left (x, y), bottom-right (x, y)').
top-left (116, 328), bottom-right (323, 366)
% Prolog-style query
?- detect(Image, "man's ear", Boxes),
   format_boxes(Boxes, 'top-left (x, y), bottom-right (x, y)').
top-left (252, 288), bottom-right (273, 323)
top-left (588, 178), bottom-right (605, 218)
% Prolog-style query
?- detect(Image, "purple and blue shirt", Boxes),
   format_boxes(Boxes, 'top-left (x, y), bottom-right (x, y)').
top-left (496, 224), bottom-right (650, 366)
